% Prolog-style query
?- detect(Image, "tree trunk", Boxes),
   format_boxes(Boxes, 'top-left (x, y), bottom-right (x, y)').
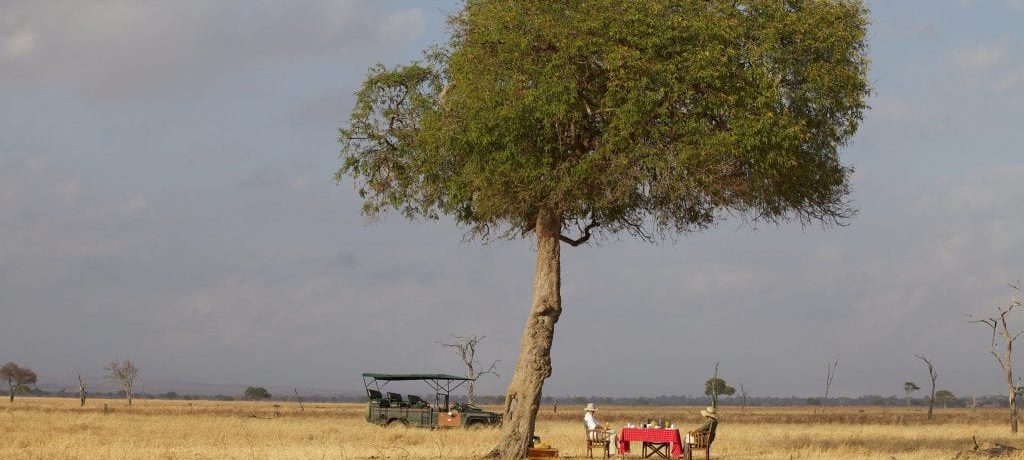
top-left (927, 386), bottom-right (935, 420)
top-left (1007, 368), bottom-right (1018, 433)
top-left (127, 386), bottom-right (133, 406)
top-left (467, 377), bottom-right (476, 405)
top-left (488, 208), bottom-right (562, 459)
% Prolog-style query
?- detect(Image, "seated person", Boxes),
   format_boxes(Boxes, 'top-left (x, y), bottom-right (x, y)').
top-left (583, 403), bottom-right (618, 451)
top-left (684, 406), bottom-right (718, 455)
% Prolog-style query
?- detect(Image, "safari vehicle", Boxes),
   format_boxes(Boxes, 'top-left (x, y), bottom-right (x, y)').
top-left (362, 373), bottom-right (502, 428)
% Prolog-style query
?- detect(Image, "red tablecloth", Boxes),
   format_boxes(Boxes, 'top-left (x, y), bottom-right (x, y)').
top-left (618, 427), bottom-right (683, 458)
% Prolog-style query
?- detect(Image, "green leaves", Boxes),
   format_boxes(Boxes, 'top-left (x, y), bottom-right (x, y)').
top-left (338, 0), bottom-right (870, 240)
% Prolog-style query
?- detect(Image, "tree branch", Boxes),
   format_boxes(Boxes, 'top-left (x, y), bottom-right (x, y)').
top-left (560, 220), bottom-right (599, 247)
top-left (475, 359), bottom-right (502, 379)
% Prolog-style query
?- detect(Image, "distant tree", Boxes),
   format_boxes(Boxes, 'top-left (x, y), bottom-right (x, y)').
top-left (338, 1), bottom-right (871, 456)
top-left (163, 391), bottom-right (179, 400)
top-left (915, 354), bottom-right (938, 420)
top-left (704, 367), bottom-right (735, 409)
top-left (739, 383), bottom-right (749, 412)
top-left (438, 333), bottom-right (501, 405)
top-left (823, 358), bottom-right (839, 409)
top-left (1, 362), bottom-right (38, 402)
top-left (292, 388), bottom-right (304, 411)
top-left (969, 278), bottom-right (1023, 433)
top-left (935, 390), bottom-right (956, 409)
top-left (903, 381), bottom-right (920, 408)
top-left (244, 387), bottom-right (271, 401)
top-left (104, 359), bottom-right (141, 406)
top-left (74, 368), bottom-right (87, 407)
top-left (806, 397), bottom-right (822, 406)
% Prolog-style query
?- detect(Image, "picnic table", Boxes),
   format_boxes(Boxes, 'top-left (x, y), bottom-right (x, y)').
top-left (617, 427), bottom-right (683, 458)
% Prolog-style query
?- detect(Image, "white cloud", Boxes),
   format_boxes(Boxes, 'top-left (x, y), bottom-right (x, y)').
top-left (997, 65), bottom-right (1024, 91)
top-left (0, 0), bottom-right (426, 99)
top-left (2, 28), bottom-right (35, 58)
top-left (952, 41), bottom-right (1024, 92)
top-left (952, 43), bottom-right (1008, 83)
top-left (119, 195), bottom-right (153, 215)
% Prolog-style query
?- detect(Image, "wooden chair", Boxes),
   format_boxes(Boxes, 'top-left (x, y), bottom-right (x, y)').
top-left (584, 422), bottom-right (611, 459)
top-left (685, 430), bottom-right (714, 460)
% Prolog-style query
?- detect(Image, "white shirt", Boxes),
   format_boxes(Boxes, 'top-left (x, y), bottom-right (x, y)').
top-left (584, 411), bottom-right (600, 430)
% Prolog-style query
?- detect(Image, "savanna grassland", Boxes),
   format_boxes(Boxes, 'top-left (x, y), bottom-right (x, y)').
top-left (1, 397), bottom-right (1020, 459)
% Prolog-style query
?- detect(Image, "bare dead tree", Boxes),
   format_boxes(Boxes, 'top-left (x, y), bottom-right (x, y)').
top-left (712, 362), bottom-right (720, 409)
top-left (823, 358), bottom-right (838, 410)
top-left (739, 383), bottom-right (749, 412)
top-left (73, 368), bottom-right (87, 407)
top-left (970, 279), bottom-right (1024, 433)
top-left (915, 354), bottom-right (937, 420)
top-left (293, 388), bottom-right (304, 412)
top-left (104, 359), bottom-right (141, 406)
top-left (438, 334), bottom-right (501, 405)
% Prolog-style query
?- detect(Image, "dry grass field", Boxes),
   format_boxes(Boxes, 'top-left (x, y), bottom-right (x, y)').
top-left (2, 397), bottom-right (1021, 459)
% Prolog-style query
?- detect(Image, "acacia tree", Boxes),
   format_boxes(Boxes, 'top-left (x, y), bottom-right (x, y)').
top-left (704, 378), bottom-right (736, 408)
top-left (439, 334), bottom-right (501, 405)
top-left (338, 1), bottom-right (869, 456)
top-left (105, 359), bottom-right (140, 406)
top-left (915, 354), bottom-right (937, 420)
top-left (903, 381), bottom-right (919, 408)
top-left (935, 389), bottom-right (956, 409)
top-left (704, 362), bottom-right (734, 409)
top-left (970, 279), bottom-right (1024, 433)
top-left (244, 387), bottom-right (271, 401)
top-left (1, 362), bottom-right (37, 402)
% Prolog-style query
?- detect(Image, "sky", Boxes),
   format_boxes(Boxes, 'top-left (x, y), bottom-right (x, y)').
top-left (1, 0), bottom-right (1023, 400)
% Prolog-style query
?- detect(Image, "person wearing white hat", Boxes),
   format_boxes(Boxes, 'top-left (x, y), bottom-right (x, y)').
top-left (684, 406), bottom-right (718, 456)
top-left (583, 403), bottom-right (618, 455)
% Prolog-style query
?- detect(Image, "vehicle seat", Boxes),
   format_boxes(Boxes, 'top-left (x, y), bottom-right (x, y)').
top-left (367, 389), bottom-right (389, 407)
top-left (388, 392), bottom-right (408, 407)
top-left (408, 395), bottom-right (428, 408)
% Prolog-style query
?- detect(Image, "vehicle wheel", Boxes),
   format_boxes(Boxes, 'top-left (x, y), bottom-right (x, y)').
top-left (465, 420), bottom-right (489, 429)
top-left (386, 418), bottom-right (408, 428)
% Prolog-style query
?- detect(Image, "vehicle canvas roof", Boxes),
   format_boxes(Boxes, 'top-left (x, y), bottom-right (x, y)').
top-left (362, 373), bottom-right (474, 381)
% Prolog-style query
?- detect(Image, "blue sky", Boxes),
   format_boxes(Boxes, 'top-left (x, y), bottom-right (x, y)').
top-left (1, 0), bottom-right (1023, 399)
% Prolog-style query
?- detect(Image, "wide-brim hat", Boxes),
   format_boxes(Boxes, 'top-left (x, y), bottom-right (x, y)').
top-left (700, 406), bottom-right (717, 419)
top-left (584, 403), bottom-right (598, 412)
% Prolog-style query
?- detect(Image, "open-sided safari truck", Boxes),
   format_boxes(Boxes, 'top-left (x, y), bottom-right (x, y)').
top-left (363, 373), bottom-right (502, 428)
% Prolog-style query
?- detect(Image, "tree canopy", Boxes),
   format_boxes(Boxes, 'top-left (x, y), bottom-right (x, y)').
top-left (705, 377), bottom-right (736, 398)
top-left (935, 389), bottom-right (956, 407)
top-left (1, 362), bottom-right (38, 402)
top-left (244, 387), bottom-right (271, 401)
top-left (338, 1), bottom-right (870, 456)
top-left (338, 0), bottom-right (870, 242)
